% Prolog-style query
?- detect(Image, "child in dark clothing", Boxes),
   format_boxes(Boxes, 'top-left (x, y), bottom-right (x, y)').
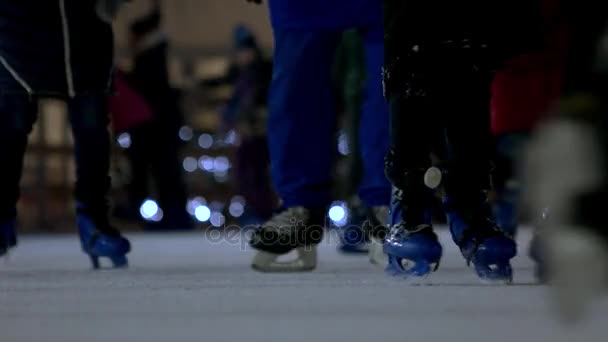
top-left (381, 0), bottom-right (542, 282)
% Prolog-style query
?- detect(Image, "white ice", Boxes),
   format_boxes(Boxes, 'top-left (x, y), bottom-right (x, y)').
top-left (1, 228), bottom-right (607, 342)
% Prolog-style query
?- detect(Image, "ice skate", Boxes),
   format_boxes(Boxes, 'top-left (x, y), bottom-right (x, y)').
top-left (446, 197), bottom-right (517, 284)
top-left (249, 207), bottom-right (325, 272)
top-left (384, 223), bottom-right (442, 278)
top-left (78, 214), bottom-right (131, 269)
top-left (0, 219), bottom-right (17, 257)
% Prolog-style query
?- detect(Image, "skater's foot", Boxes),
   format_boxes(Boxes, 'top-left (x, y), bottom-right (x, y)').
top-left (366, 206), bottom-right (389, 265)
top-left (77, 214), bottom-right (131, 269)
top-left (0, 219), bottom-right (17, 257)
top-left (448, 208), bottom-right (516, 284)
top-left (384, 223), bottom-right (442, 278)
top-left (249, 207), bottom-right (325, 272)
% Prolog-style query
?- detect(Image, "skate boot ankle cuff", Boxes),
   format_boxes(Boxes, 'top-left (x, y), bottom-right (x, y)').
top-left (249, 207), bottom-right (326, 255)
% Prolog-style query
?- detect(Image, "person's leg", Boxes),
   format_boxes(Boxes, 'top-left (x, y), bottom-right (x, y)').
top-left (439, 65), bottom-right (516, 283)
top-left (357, 22), bottom-right (391, 209)
top-left (267, 27), bottom-right (342, 209)
top-left (67, 94), bottom-right (130, 268)
top-left (380, 0), bottom-right (443, 274)
top-left (68, 95), bottom-right (112, 222)
top-left (250, 27), bottom-right (342, 272)
top-left (0, 93), bottom-right (38, 254)
top-left (441, 69), bottom-right (495, 212)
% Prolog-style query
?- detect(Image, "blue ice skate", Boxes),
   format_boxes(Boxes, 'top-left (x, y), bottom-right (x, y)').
top-left (384, 224), bottom-right (443, 278)
top-left (0, 219), bottom-right (17, 257)
top-left (78, 214), bottom-right (131, 269)
top-left (447, 206), bottom-right (517, 284)
top-left (383, 190), bottom-right (442, 278)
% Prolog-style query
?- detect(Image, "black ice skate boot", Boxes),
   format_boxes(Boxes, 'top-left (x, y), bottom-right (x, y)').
top-left (249, 207), bottom-right (326, 272)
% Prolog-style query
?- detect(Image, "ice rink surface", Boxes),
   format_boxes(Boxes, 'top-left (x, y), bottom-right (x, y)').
top-left (1, 228), bottom-right (607, 342)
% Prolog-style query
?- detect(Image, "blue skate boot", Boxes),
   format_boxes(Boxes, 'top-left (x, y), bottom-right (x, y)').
top-left (0, 219), bottom-right (17, 257)
top-left (382, 156), bottom-right (443, 278)
top-left (383, 187), bottom-right (442, 278)
top-left (445, 194), bottom-right (517, 284)
top-left (77, 212), bottom-right (131, 269)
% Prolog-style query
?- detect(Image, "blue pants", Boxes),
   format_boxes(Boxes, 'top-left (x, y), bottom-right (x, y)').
top-left (268, 24), bottom-right (390, 208)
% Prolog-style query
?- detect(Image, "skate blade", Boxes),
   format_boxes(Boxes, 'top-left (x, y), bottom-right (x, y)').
top-left (475, 264), bottom-right (514, 286)
top-left (251, 247), bottom-right (317, 273)
top-left (369, 237), bottom-right (387, 268)
top-left (385, 255), bottom-right (439, 283)
top-left (548, 227), bottom-right (608, 322)
top-left (88, 254), bottom-right (129, 270)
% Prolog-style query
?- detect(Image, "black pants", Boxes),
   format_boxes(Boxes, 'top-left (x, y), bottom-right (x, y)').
top-left (0, 93), bottom-right (112, 223)
top-left (387, 51), bottom-right (493, 200)
top-left (383, 1), bottom-right (497, 209)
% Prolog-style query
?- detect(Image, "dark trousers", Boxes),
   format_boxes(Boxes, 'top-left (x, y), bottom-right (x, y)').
top-left (383, 2), bottom-right (496, 208)
top-left (0, 93), bottom-right (112, 223)
top-left (268, 24), bottom-right (391, 209)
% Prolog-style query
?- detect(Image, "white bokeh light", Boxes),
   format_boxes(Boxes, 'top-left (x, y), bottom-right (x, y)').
top-left (194, 205), bottom-right (211, 222)
top-left (229, 202), bottom-right (245, 218)
top-left (187, 197), bottom-right (207, 215)
top-left (213, 156), bottom-right (231, 172)
top-left (117, 133), bottom-right (132, 149)
top-left (183, 157), bottom-right (198, 173)
top-left (179, 126), bottom-right (194, 142)
top-left (198, 133), bottom-right (214, 149)
top-left (199, 155), bottom-right (214, 171)
top-left (140, 200), bottom-right (159, 220)
top-left (328, 202), bottom-right (349, 227)
top-left (210, 212), bottom-right (225, 227)
top-left (337, 132), bottom-right (350, 156)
